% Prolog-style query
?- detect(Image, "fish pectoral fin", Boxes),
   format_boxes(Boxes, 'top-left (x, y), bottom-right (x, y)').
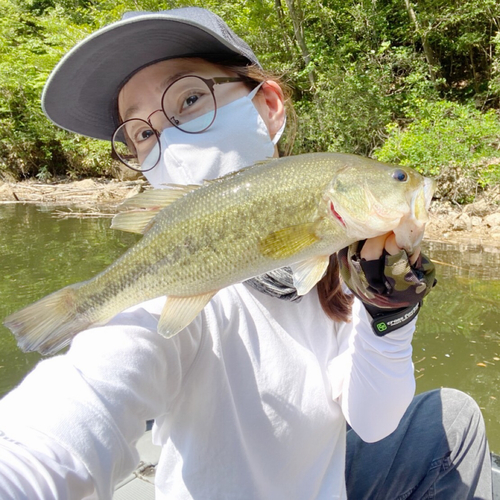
top-left (259, 223), bottom-right (320, 260)
top-left (290, 255), bottom-right (330, 296)
top-left (158, 292), bottom-right (216, 339)
top-left (112, 185), bottom-right (201, 234)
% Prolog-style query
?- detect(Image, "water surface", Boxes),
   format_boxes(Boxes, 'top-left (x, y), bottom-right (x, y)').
top-left (0, 204), bottom-right (139, 394)
top-left (414, 240), bottom-right (500, 452)
top-left (0, 204), bottom-right (499, 451)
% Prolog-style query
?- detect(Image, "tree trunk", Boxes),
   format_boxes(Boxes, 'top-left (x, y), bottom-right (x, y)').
top-left (283, 0), bottom-right (316, 89)
top-left (470, 48), bottom-right (480, 94)
top-left (403, 0), bottom-right (440, 83)
top-left (274, 0), bottom-right (293, 58)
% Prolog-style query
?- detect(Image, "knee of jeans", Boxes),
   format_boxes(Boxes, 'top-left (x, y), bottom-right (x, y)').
top-left (440, 388), bottom-right (485, 434)
top-left (440, 388), bottom-right (480, 414)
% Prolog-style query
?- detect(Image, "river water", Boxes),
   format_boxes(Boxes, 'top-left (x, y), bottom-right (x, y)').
top-left (0, 204), bottom-right (499, 450)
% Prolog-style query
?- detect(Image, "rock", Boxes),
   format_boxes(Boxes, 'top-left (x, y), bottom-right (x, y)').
top-left (471, 216), bottom-right (482, 227)
top-left (72, 178), bottom-right (98, 189)
top-left (110, 162), bottom-right (143, 181)
top-left (453, 213), bottom-right (471, 231)
top-left (464, 199), bottom-right (493, 217)
top-left (484, 212), bottom-right (500, 229)
top-left (123, 185), bottom-right (143, 199)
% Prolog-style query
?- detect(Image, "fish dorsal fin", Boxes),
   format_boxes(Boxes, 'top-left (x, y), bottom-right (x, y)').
top-left (259, 222), bottom-right (320, 260)
top-left (111, 185), bottom-right (201, 234)
top-left (119, 185), bottom-right (201, 210)
top-left (201, 159), bottom-right (274, 185)
top-left (158, 292), bottom-right (216, 339)
top-left (290, 256), bottom-right (330, 296)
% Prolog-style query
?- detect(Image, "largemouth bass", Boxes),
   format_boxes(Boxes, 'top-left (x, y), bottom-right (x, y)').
top-left (4, 153), bottom-right (435, 355)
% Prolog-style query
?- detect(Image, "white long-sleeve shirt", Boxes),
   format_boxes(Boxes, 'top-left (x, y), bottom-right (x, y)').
top-left (0, 283), bottom-right (415, 499)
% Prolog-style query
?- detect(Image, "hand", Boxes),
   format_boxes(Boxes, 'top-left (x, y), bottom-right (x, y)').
top-left (338, 232), bottom-right (437, 335)
top-left (360, 233), bottom-right (420, 265)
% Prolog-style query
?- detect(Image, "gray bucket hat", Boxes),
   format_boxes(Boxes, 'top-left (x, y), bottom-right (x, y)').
top-left (41, 7), bottom-right (260, 142)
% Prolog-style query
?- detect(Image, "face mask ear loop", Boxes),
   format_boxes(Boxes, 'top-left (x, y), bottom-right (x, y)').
top-left (272, 115), bottom-right (286, 145)
top-left (248, 82), bottom-right (287, 145)
top-left (247, 82), bottom-right (265, 100)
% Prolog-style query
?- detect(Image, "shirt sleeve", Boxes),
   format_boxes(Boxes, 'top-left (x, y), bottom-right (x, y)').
top-left (328, 297), bottom-right (416, 443)
top-left (0, 299), bottom-right (203, 499)
top-left (0, 427), bottom-right (96, 499)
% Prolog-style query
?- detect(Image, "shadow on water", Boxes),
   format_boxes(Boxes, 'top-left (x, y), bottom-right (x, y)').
top-left (0, 205), bottom-right (499, 451)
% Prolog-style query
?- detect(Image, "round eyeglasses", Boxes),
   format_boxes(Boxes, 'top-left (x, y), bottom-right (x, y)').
top-left (112, 75), bottom-right (247, 172)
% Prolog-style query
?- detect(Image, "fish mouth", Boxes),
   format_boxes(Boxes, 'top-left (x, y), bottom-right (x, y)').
top-left (329, 201), bottom-right (346, 227)
top-left (424, 177), bottom-right (436, 209)
top-left (393, 176), bottom-right (436, 252)
top-left (409, 177), bottom-right (436, 224)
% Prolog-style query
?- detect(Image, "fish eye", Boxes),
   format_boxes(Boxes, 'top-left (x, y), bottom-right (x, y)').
top-left (392, 169), bottom-right (408, 182)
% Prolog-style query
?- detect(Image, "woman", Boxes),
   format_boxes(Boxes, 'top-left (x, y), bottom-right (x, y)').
top-left (0, 7), bottom-right (492, 499)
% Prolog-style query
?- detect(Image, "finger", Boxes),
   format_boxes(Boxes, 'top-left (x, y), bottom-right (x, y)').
top-left (360, 233), bottom-right (390, 261)
top-left (384, 233), bottom-right (400, 255)
top-left (409, 246), bottom-right (421, 265)
top-left (385, 233), bottom-right (421, 264)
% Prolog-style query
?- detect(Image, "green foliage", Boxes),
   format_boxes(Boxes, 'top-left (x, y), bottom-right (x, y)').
top-left (293, 64), bottom-right (393, 156)
top-left (0, 0), bottom-right (110, 180)
top-left (0, 0), bottom-right (499, 200)
top-left (374, 100), bottom-right (500, 174)
top-left (374, 100), bottom-right (500, 201)
top-left (477, 160), bottom-right (500, 189)
top-left (490, 31), bottom-right (500, 100)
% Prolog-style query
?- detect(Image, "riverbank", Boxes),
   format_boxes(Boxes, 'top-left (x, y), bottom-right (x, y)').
top-left (0, 178), bottom-right (499, 248)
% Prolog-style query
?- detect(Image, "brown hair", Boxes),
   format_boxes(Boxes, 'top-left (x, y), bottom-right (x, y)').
top-left (316, 255), bottom-right (353, 322)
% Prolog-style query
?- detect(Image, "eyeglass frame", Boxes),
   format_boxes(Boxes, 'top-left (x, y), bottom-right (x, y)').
top-left (111, 75), bottom-right (254, 172)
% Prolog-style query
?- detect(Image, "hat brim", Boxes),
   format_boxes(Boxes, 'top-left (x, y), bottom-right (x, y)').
top-left (42, 12), bottom-right (258, 141)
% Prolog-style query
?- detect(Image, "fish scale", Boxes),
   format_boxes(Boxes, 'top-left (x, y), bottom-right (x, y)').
top-left (4, 152), bottom-right (435, 355)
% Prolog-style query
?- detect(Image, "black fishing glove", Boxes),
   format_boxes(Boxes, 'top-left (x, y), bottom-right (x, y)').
top-left (338, 241), bottom-right (437, 336)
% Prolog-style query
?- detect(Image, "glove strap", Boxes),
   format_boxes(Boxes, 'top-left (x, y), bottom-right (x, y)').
top-left (370, 302), bottom-right (421, 336)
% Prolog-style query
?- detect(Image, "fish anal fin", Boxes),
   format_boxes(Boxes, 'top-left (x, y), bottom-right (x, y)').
top-left (290, 255), bottom-right (330, 296)
top-left (158, 292), bottom-right (216, 339)
top-left (259, 223), bottom-right (320, 260)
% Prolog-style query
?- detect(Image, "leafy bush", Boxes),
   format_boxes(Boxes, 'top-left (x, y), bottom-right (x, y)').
top-left (0, 1), bottom-right (113, 180)
top-left (374, 100), bottom-right (500, 201)
top-left (292, 64), bottom-right (393, 157)
top-left (1, 0), bottom-right (500, 190)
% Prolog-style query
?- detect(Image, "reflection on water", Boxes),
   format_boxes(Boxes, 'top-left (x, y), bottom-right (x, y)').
top-left (416, 240), bottom-right (500, 452)
top-left (0, 205), bottom-right (499, 450)
top-left (422, 240), bottom-right (500, 281)
top-left (0, 204), bottom-right (139, 395)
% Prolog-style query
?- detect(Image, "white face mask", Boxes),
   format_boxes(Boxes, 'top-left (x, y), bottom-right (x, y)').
top-left (142, 85), bottom-right (285, 187)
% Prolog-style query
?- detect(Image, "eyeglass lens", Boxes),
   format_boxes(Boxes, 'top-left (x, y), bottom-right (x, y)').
top-left (112, 76), bottom-right (217, 172)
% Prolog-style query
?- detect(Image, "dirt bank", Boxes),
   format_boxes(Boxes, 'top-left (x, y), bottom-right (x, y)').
top-left (1, 178), bottom-right (499, 248)
top-left (0, 178), bottom-right (147, 208)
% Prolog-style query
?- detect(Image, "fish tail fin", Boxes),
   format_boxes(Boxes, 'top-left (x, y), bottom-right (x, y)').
top-left (4, 283), bottom-right (90, 356)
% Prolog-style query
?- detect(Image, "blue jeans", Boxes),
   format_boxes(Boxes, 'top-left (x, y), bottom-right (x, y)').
top-left (346, 388), bottom-right (492, 499)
